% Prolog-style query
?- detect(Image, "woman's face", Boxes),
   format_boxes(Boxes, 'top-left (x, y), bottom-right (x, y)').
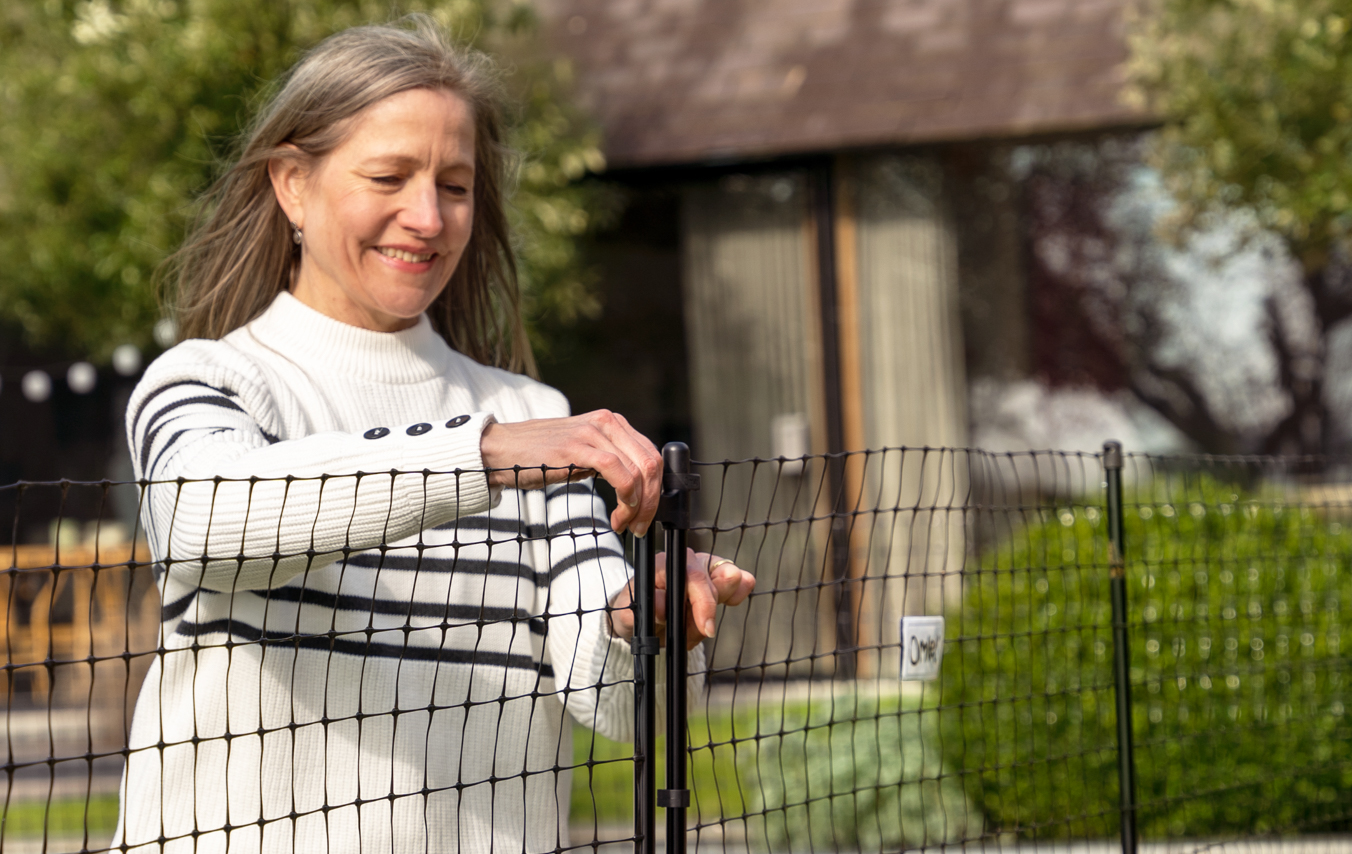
top-left (271, 87), bottom-right (476, 332)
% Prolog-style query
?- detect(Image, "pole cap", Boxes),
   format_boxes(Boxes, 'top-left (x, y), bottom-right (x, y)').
top-left (662, 442), bottom-right (691, 474)
top-left (1103, 440), bottom-right (1123, 470)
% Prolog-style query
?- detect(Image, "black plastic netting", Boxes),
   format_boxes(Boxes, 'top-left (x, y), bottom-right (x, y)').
top-left (1, 446), bottom-right (1349, 853)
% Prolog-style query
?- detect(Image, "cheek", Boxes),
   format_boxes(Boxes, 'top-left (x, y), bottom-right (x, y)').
top-left (321, 194), bottom-right (385, 249)
top-left (353, 204), bottom-right (391, 245)
top-left (448, 204), bottom-right (474, 249)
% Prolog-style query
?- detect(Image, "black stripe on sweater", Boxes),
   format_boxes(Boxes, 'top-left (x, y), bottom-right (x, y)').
top-left (173, 618), bottom-right (554, 677)
top-left (130, 380), bottom-right (239, 437)
top-left (434, 517), bottom-right (544, 538)
top-left (140, 397), bottom-right (247, 472)
top-left (341, 553), bottom-right (549, 585)
top-left (139, 413), bottom-right (187, 473)
top-left (142, 395), bottom-right (245, 442)
top-left (545, 482), bottom-right (599, 501)
top-left (340, 547), bottom-right (624, 585)
top-left (250, 585), bottom-right (541, 631)
top-left (147, 428), bottom-right (194, 480)
top-left (161, 589), bottom-right (197, 624)
top-left (546, 517), bottom-right (611, 537)
top-left (432, 516), bottom-right (612, 541)
top-left (547, 546), bottom-right (625, 582)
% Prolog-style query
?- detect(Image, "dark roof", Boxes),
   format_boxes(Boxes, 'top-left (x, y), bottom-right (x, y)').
top-left (538, 0), bottom-right (1146, 168)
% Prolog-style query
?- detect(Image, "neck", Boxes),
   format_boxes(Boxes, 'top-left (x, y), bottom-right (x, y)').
top-left (289, 276), bottom-right (420, 333)
top-left (245, 291), bottom-right (450, 384)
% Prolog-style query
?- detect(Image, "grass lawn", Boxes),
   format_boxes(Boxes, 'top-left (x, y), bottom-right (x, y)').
top-left (1, 794), bottom-right (118, 841)
top-left (569, 691), bottom-right (923, 828)
top-left (569, 704), bottom-right (759, 827)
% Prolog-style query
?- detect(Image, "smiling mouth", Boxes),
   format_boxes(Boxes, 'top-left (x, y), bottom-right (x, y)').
top-left (376, 247), bottom-right (435, 263)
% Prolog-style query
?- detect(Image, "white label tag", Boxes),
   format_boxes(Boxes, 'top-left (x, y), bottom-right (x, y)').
top-left (900, 616), bottom-right (945, 681)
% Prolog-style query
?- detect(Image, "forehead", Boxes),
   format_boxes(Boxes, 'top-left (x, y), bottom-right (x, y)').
top-left (337, 88), bottom-right (475, 162)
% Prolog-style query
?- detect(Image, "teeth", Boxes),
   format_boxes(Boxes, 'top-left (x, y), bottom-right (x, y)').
top-left (378, 247), bottom-right (433, 263)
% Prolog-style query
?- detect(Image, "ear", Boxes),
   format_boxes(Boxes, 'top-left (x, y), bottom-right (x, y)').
top-left (268, 146), bottom-right (308, 227)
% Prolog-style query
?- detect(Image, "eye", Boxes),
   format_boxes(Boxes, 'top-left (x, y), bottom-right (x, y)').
top-left (440, 182), bottom-right (469, 196)
top-left (370, 175), bottom-right (403, 187)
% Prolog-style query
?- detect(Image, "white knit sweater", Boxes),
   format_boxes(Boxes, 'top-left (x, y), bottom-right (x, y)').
top-left (116, 292), bottom-right (664, 854)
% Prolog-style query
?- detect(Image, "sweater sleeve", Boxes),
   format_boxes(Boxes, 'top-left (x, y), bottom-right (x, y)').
top-left (535, 481), bottom-right (705, 743)
top-left (128, 341), bottom-right (497, 593)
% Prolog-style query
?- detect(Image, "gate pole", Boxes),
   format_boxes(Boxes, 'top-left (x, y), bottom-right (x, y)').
top-left (631, 528), bottom-right (659, 854)
top-left (1104, 441), bottom-right (1139, 854)
top-left (658, 442), bottom-right (698, 854)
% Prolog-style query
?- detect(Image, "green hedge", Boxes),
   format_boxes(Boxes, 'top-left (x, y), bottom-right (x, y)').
top-left (570, 690), bottom-right (979, 850)
top-left (942, 476), bottom-right (1352, 839)
top-left (736, 690), bottom-right (980, 851)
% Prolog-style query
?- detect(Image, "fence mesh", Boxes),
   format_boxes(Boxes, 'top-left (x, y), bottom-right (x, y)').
top-left (1117, 454), bottom-right (1351, 843)
top-left (2, 447), bottom-right (1350, 853)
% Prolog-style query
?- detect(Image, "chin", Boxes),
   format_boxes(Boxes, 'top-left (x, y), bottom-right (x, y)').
top-left (375, 306), bottom-right (434, 330)
top-left (371, 286), bottom-right (445, 320)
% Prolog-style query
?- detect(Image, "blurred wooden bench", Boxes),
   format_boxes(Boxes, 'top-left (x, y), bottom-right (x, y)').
top-left (2, 541), bottom-right (159, 710)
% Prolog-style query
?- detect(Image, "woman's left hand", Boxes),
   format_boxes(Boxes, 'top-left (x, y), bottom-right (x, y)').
top-left (480, 410), bottom-right (662, 536)
top-left (609, 549), bottom-right (756, 651)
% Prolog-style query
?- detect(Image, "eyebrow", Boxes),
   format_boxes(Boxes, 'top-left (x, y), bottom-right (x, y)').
top-left (360, 154), bottom-right (474, 172)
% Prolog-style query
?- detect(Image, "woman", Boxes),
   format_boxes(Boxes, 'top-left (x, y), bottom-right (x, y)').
top-left (118, 17), bottom-right (753, 854)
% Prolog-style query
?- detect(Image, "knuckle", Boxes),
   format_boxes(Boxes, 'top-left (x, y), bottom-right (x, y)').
top-left (596, 450), bottom-right (622, 471)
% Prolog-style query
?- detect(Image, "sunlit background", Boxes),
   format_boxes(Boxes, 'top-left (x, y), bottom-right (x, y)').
top-left (4, 2), bottom-right (1352, 851)
top-left (7, 1), bottom-right (1349, 516)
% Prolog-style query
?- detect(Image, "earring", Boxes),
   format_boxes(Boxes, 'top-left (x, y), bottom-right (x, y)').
top-left (290, 221), bottom-right (303, 245)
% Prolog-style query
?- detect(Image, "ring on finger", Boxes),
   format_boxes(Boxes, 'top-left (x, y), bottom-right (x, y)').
top-left (709, 558), bottom-right (735, 572)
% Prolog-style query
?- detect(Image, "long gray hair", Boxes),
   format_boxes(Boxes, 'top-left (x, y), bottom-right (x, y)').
top-left (162, 15), bottom-right (534, 376)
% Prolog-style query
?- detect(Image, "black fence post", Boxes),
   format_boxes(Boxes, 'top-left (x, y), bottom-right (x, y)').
top-left (657, 442), bottom-right (698, 854)
top-left (1104, 440), bottom-right (1138, 854)
top-left (630, 528), bottom-right (659, 854)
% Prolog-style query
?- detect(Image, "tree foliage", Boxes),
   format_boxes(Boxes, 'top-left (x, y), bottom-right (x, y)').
top-left (1127, 0), bottom-right (1352, 269)
top-left (1125, 0), bottom-right (1352, 455)
top-left (1017, 138), bottom-right (1307, 456)
top-left (0, 0), bottom-right (612, 361)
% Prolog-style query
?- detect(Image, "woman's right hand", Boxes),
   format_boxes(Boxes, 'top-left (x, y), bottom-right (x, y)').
top-left (479, 410), bottom-right (662, 535)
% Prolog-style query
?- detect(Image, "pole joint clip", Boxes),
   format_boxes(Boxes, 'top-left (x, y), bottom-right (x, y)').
top-left (630, 636), bottom-right (660, 656)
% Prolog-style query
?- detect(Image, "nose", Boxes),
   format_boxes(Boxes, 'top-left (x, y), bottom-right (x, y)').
top-left (399, 178), bottom-right (443, 236)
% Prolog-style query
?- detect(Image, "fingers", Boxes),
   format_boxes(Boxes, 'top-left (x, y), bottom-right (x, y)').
top-left (651, 556), bottom-right (669, 634)
top-left (479, 411), bottom-right (662, 536)
top-left (710, 558), bottom-right (756, 606)
top-left (606, 581), bottom-right (635, 641)
top-left (647, 550), bottom-right (755, 650)
top-left (685, 549), bottom-right (720, 640)
top-left (587, 411), bottom-right (662, 536)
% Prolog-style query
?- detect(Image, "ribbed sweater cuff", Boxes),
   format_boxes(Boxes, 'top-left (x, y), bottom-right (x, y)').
top-left (399, 412), bottom-right (499, 517)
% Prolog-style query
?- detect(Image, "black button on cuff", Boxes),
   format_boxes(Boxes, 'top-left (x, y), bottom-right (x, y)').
top-left (445, 415), bottom-right (471, 429)
top-left (364, 427), bottom-right (390, 440)
top-left (407, 423), bottom-right (432, 436)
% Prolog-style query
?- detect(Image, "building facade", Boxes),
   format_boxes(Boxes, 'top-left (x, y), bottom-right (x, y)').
top-left (535, 0), bottom-right (1150, 675)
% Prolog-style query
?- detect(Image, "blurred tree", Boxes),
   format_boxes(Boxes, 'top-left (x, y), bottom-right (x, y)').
top-left (0, 0), bottom-right (612, 363)
top-left (1126, 0), bottom-right (1352, 455)
top-left (1017, 138), bottom-right (1305, 457)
